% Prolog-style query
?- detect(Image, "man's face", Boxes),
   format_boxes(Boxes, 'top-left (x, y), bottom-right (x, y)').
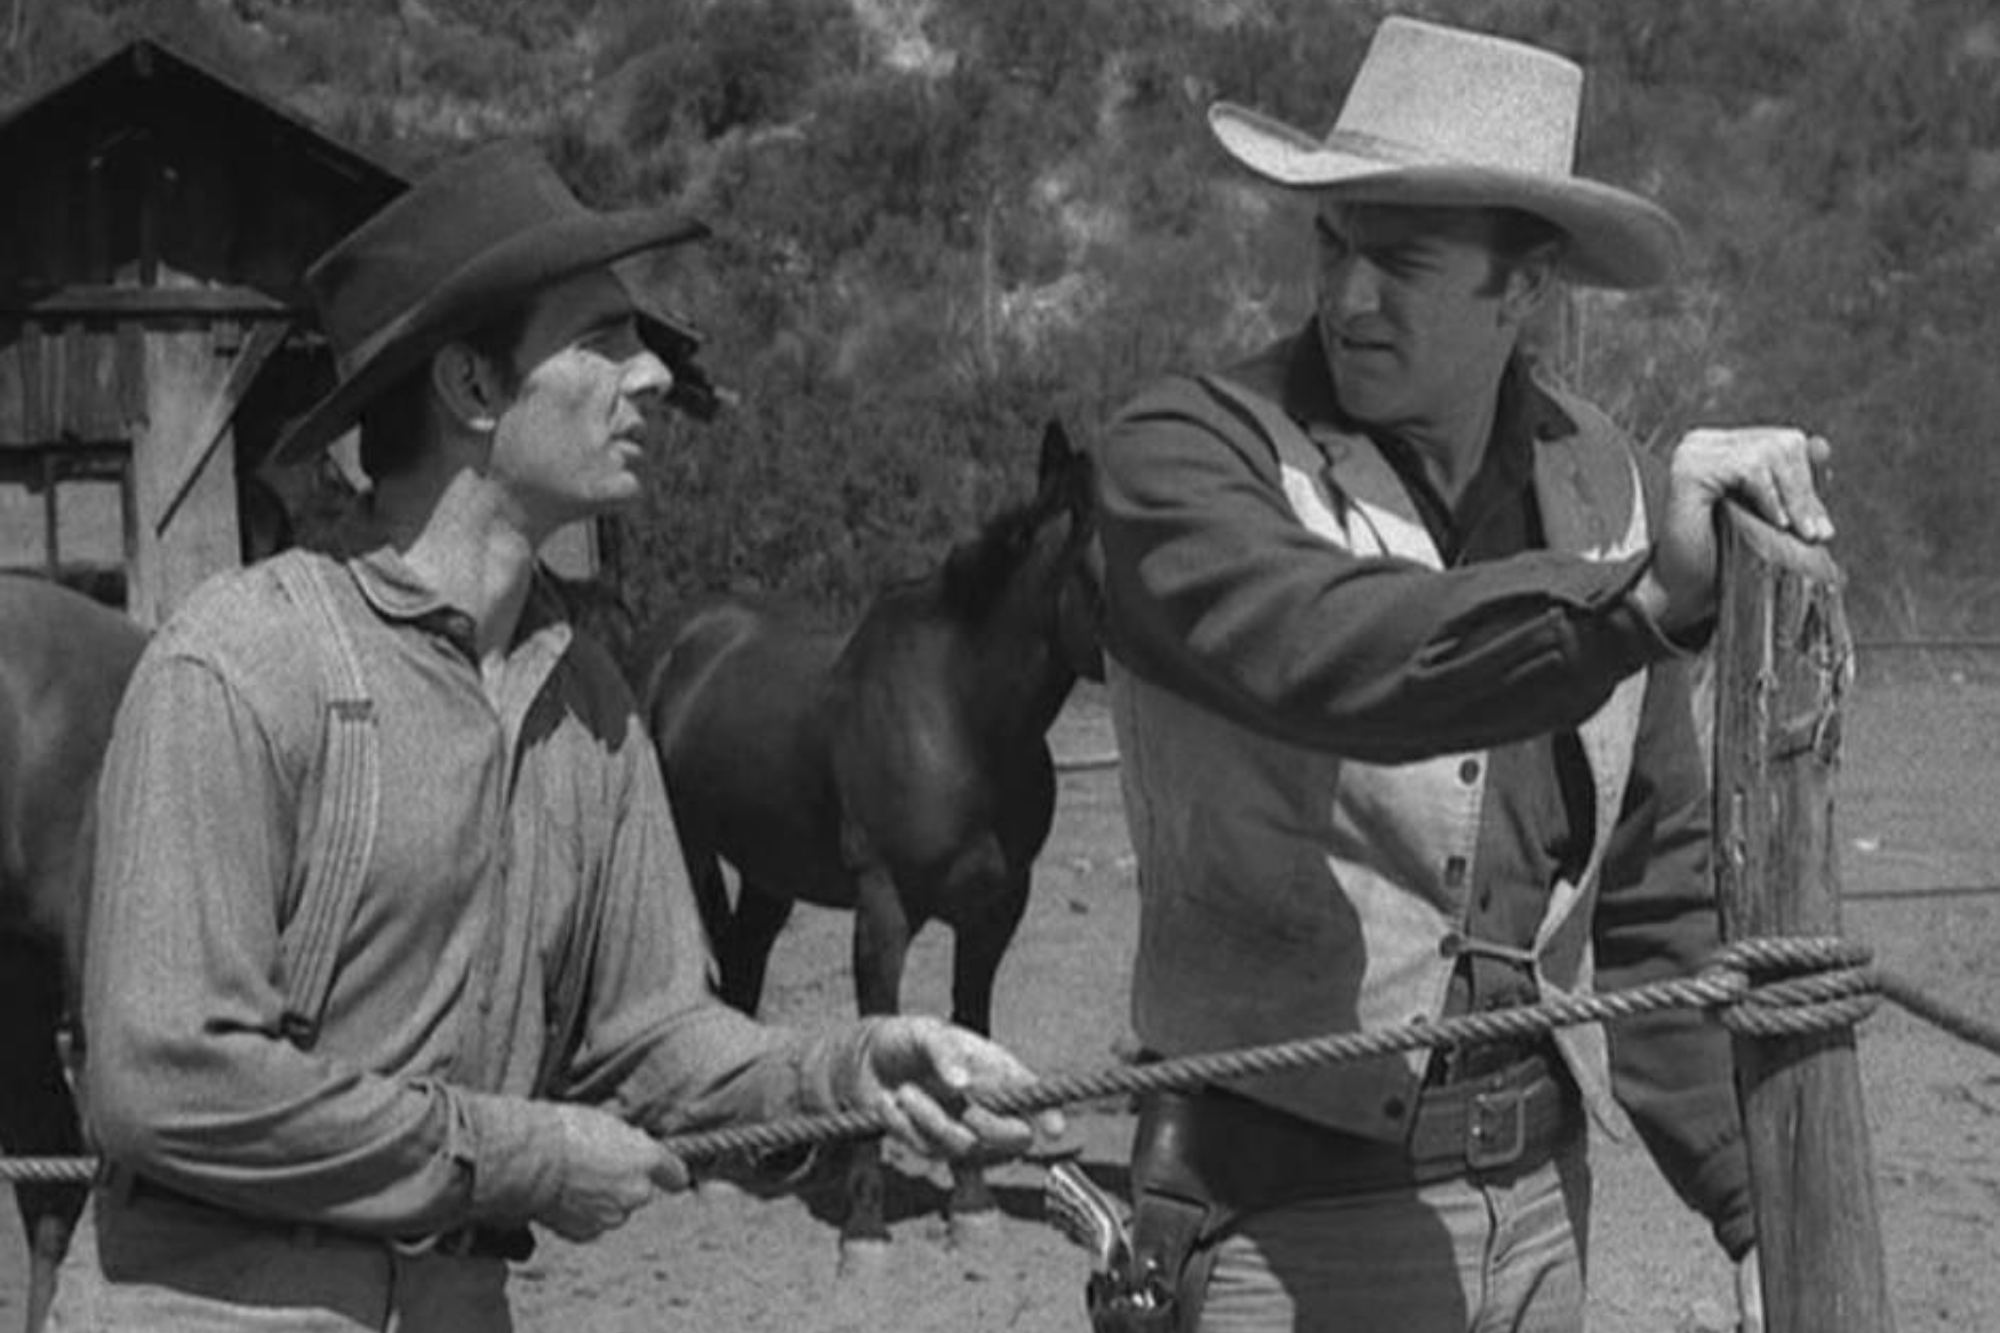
top-left (1312, 202), bottom-right (1531, 438)
top-left (485, 268), bottom-right (672, 530)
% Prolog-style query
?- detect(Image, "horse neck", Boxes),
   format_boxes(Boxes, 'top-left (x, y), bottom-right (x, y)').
top-left (953, 603), bottom-right (1077, 751)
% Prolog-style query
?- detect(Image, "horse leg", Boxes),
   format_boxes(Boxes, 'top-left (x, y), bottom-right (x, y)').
top-left (942, 871), bottom-right (1033, 1241)
top-left (0, 935), bottom-right (87, 1333)
top-left (719, 880), bottom-right (793, 1016)
top-left (837, 866), bottom-right (913, 1272)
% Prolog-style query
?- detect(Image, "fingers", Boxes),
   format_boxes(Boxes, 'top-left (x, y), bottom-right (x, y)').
top-left (649, 1147), bottom-right (691, 1194)
top-left (862, 1017), bottom-right (1065, 1161)
top-left (545, 1104), bottom-right (677, 1241)
top-left (880, 1085), bottom-right (1039, 1161)
top-left (1756, 430), bottom-right (1832, 541)
top-left (546, 1183), bottom-right (658, 1244)
top-left (1674, 427), bottom-right (1835, 543)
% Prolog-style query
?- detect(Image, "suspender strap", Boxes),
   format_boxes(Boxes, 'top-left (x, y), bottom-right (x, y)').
top-left (269, 555), bottom-right (380, 1049)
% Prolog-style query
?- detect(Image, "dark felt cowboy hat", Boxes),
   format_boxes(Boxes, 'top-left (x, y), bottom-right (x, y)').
top-left (1208, 17), bottom-right (1684, 289)
top-left (273, 140), bottom-right (719, 466)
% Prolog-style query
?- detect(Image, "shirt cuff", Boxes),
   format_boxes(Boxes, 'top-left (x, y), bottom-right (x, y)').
top-left (1572, 553), bottom-right (1711, 673)
top-left (459, 1090), bottom-right (568, 1227)
top-left (1608, 552), bottom-right (1716, 657)
top-left (1686, 1128), bottom-right (1757, 1260)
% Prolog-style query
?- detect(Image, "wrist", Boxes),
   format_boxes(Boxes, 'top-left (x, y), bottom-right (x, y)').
top-left (1628, 565), bottom-right (1672, 627)
top-left (1631, 551), bottom-right (1714, 640)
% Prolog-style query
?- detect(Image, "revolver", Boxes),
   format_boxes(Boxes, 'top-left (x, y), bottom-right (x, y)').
top-left (1044, 1158), bottom-right (1181, 1332)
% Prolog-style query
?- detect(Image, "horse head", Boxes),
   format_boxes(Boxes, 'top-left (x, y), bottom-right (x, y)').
top-left (1036, 420), bottom-right (1106, 685)
top-left (928, 418), bottom-right (1103, 727)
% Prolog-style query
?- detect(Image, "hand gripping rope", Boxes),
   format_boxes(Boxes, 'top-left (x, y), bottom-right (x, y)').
top-left (4, 934), bottom-right (1998, 1186)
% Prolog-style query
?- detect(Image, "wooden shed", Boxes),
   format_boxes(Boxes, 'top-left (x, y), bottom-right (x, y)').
top-left (0, 39), bottom-right (403, 624)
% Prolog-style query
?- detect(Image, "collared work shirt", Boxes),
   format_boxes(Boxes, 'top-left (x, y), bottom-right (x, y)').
top-left (82, 547), bottom-right (868, 1238)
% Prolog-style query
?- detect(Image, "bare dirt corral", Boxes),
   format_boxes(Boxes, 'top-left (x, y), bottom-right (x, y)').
top-left (4, 677), bottom-right (1998, 1332)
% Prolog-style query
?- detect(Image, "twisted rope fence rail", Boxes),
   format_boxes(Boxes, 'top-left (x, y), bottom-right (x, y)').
top-left (4, 933), bottom-right (1992, 1185)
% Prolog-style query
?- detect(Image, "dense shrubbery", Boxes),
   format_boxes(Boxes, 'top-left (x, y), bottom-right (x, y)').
top-left (5, 0), bottom-right (1997, 634)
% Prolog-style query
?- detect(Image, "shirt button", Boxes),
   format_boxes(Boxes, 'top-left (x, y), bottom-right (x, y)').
top-left (1438, 931), bottom-right (1464, 958)
top-left (1443, 856), bottom-right (1468, 890)
top-left (1458, 758), bottom-right (1481, 785)
top-left (1382, 1097), bottom-right (1407, 1120)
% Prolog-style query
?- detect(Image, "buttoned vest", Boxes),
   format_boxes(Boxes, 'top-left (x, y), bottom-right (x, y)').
top-left (1111, 374), bottom-right (1651, 1142)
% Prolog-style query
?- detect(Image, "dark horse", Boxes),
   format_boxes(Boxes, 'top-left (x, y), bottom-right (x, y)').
top-left (0, 577), bottom-right (147, 1333)
top-left (0, 481), bottom-right (291, 1333)
top-left (640, 420), bottom-right (1101, 1261)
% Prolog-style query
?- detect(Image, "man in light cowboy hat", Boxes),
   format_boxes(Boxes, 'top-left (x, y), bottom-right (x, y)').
top-left (1088, 15), bottom-right (1831, 1333)
top-left (50, 141), bottom-right (1061, 1331)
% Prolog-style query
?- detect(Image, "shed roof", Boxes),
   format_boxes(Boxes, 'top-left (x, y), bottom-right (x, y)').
top-left (0, 37), bottom-right (402, 198)
top-left (0, 38), bottom-right (407, 308)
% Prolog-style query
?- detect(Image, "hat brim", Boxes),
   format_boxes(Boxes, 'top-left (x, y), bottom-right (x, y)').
top-left (271, 206), bottom-right (710, 467)
top-left (1209, 102), bottom-right (1682, 290)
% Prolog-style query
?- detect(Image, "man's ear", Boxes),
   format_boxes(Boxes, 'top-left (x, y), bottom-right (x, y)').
top-left (432, 342), bottom-right (507, 433)
top-left (1499, 246), bottom-right (1560, 329)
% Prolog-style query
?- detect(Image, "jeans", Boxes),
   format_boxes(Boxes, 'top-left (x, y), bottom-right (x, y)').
top-left (44, 1191), bottom-right (513, 1332)
top-left (1195, 1137), bottom-right (1590, 1333)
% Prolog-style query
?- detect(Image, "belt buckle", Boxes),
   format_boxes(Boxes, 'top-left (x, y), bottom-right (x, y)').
top-left (1465, 1087), bottom-right (1528, 1171)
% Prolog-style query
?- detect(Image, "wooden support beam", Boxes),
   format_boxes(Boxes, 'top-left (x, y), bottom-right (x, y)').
top-left (0, 285), bottom-right (303, 320)
top-left (152, 319), bottom-right (290, 538)
top-left (1711, 502), bottom-right (1892, 1333)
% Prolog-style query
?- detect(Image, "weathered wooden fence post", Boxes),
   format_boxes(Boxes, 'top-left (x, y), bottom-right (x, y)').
top-left (1710, 503), bottom-right (1893, 1333)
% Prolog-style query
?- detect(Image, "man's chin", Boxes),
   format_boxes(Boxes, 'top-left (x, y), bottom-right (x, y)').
top-left (1328, 379), bottom-right (1406, 430)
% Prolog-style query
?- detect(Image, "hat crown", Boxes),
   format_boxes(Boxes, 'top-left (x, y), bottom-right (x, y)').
top-left (1332, 17), bottom-right (1580, 178)
top-left (306, 143), bottom-right (589, 370)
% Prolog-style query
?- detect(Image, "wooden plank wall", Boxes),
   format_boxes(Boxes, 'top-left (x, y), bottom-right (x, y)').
top-left (0, 316), bottom-right (146, 447)
top-left (132, 314), bottom-right (243, 626)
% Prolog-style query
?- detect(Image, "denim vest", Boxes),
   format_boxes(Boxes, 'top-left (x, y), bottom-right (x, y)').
top-left (1112, 375), bottom-right (1649, 1142)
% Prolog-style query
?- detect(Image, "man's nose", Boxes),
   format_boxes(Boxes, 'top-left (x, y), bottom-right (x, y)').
top-left (1325, 257), bottom-right (1381, 321)
top-left (624, 350), bottom-right (675, 411)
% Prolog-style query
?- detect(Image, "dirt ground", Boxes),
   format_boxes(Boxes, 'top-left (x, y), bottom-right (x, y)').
top-left (5, 677), bottom-right (1999, 1332)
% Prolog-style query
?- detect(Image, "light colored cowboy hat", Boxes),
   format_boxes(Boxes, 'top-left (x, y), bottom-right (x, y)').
top-left (1208, 16), bottom-right (1683, 289)
top-left (273, 140), bottom-right (715, 466)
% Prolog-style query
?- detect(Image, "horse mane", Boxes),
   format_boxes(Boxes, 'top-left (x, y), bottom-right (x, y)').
top-left (937, 496), bottom-right (1046, 624)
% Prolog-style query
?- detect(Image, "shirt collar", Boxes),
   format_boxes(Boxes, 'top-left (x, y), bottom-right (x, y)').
top-left (347, 544), bottom-right (572, 656)
top-left (1260, 319), bottom-right (1579, 450)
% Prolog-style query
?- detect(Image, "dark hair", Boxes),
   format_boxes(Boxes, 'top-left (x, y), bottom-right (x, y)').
top-left (356, 305), bottom-right (531, 481)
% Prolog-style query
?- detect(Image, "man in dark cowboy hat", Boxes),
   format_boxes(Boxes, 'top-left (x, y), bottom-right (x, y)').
top-left (1089, 16), bottom-right (1831, 1333)
top-left (48, 142), bottom-right (1061, 1331)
